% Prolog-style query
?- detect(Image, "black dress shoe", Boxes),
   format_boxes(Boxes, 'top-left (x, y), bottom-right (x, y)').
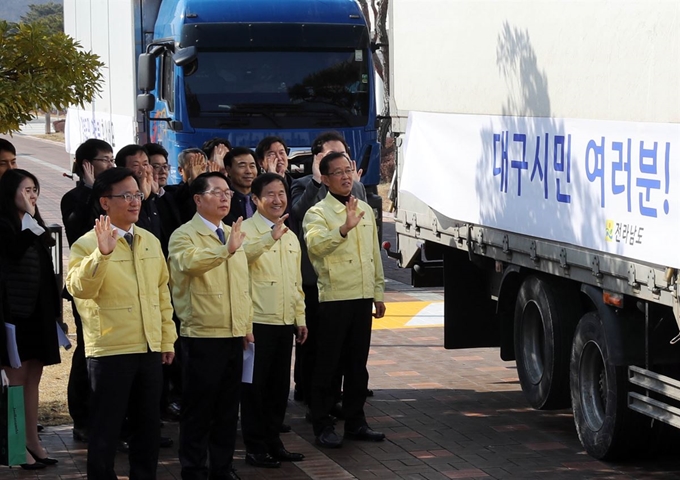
top-left (315, 426), bottom-right (342, 448)
top-left (20, 461), bottom-right (46, 470)
top-left (73, 427), bottom-right (89, 443)
top-left (37, 424), bottom-right (44, 432)
top-left (367, 388), bottom-right (374, 397)
top-left (270, 447), bottom-right (304, 462)
top-left (160, 436), bottom-right (173, 448)
top-left (344, 425), bottom-right (385, 442)
top-left (245, 452), bottom-right (281, 468)
top-left (279, 423), bottom-right (291, 433)
top-left (26, 447), bottom-right (58, 465)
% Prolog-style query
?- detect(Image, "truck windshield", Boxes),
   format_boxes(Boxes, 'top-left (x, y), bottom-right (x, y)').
top-left (183, 50), bottom-right (370, 129)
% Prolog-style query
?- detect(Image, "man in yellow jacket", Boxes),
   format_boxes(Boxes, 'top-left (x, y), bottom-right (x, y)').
top-left (303, 152), bottom-right (386, 449)
top-left (66, 167), bottom-right (177, 479)
top-left (240, 173), bottom-right (307, 468)
top-left (167, 171), bottom-right (252, 480)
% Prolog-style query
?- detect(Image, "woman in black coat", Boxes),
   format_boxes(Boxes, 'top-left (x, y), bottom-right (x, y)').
top-left (0, 169), bottom-right (61, 469)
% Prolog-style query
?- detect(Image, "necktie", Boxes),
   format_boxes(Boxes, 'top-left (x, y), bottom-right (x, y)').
top-left (124, 232), bottom-right (134, 250)
top-left (216, 227), bottom-right (226, 245)
top-left (245, 194), bottom-right (254, 218)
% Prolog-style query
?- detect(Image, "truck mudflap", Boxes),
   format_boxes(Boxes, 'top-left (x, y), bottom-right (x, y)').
top-left (443, 248), bottom-right (500, 349)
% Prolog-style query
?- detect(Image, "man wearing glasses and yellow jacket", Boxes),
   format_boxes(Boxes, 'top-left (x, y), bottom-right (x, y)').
top-left (168, 171), bottom-right (252, 480)
top-left (240, 173), bottom-right (307, 469)
top-left (303, 152), bottom-right (386, 449)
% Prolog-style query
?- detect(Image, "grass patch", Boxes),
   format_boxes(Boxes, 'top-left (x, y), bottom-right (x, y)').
top-left (34, 132), bottom-right (65, 143)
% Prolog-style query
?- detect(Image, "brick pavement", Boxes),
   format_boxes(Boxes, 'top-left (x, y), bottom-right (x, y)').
top-left (2, 134), bottom-right (680, 479)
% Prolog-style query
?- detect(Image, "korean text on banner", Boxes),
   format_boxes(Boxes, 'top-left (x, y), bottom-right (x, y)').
top-left (400, 112), bottom-right (680, 268)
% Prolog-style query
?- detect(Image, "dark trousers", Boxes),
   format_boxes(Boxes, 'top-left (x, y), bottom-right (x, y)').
top-left (87, 352), bottom-right (162, 480)
top-left (294, 285), bottom-right (342, 405)
top-left (179, 337), bottom-right (243, 480)
top-left (67, 300), bottom-right (89, 430)
top-left (311, 298), bottom-right (373, 436)
top-left (160, 315), bottom-right (183, 413)
top-left (241, 323), bottom-right (294, 454)
top-left (294, 285), bottom-right (319, 404)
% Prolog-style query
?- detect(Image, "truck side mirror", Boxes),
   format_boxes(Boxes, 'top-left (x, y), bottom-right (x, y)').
top-left (138, 54), bottom-right (156, 91)
top-left (174, 46), bottom-right (197, 67)
top-left (137, 93), bottom-right (155, 112)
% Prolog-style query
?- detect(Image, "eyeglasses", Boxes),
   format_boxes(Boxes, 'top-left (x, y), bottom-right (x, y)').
top-left (105, 192), bottom-right (145, 203)
top-left (151, 164), bottom-right (170, 171)
top-left (327, 168), bottom-right (355, 178)
top-left (92, 157), bottom-right (115, 164)
top-left (201, 189), bottom-right (233, 199)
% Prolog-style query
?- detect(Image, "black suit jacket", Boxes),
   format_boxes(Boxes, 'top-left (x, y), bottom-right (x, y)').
top-left (155, 189), bottom-right (182, 257)
top-left (61, 183), bottom-right (99, 247)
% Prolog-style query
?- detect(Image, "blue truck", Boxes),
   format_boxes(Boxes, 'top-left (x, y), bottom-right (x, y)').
top-left (64, 0), bottom-right (382, 214)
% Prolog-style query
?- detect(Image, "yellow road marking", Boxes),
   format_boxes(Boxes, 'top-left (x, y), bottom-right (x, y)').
top-left (373, 301), bottom-right (444, 330)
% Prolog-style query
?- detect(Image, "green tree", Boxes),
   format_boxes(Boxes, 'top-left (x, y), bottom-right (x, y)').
top-left (0, 21), bottom-right (104, 135)
top-left (20, 3), bottom-right (63, 35)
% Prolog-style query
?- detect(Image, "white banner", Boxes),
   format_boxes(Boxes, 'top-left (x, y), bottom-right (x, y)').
top-left (64, 108), bottom-right (136, 155)
top-left (401, 112), bottom-right (680, 268)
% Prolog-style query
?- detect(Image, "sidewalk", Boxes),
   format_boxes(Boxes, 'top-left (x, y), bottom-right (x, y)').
top-left (7, 326), bottom-right (680, 480)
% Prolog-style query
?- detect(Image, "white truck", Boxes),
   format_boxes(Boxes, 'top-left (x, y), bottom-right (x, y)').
top-left (386, 0), bottom-right (680, 459)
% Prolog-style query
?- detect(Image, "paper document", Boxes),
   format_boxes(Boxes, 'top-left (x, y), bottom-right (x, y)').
top-left (4, 324), bottom-right (21, 368)
top-left (242, 342), bottom-right (255, 384)
top-left (56, 322), bottom-right (72, 350)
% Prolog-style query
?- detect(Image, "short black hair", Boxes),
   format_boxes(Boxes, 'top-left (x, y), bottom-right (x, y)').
top-left (144, 143), bottom-right (168, 161)
top-left (202, 137), bottom-right (232, 159)
top-left (319, 152), bottom-right (351, 176)
top-left (311, 131), bottom-right (350, 156)
top-left (115, 144), bottom-right (147, 168)
top-left (190, 172), bottom-right (230, 198)
top-left (224, 147), bottom-right (256, 168)
top-left (251, 173), bottom-right (288, 198)
top-left (92, 168), bottom-right (139, 201)
top-left (255, 136), bottom-right (288, 161)
top-left (74, 139), bottom-right (113, 177)
top-left (0, 139), bottom-right (17, 155)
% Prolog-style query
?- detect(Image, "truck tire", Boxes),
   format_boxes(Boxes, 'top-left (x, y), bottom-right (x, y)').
top-left (514, 276), bottom-right (577, 409)
top-left (570, 311), bottom-right (643, 460)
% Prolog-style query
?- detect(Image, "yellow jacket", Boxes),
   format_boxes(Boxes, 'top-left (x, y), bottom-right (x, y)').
top-left (66, 227), bottom-right (177, 358)
top-left (168, 214), bottom-right (253, 338)
top-left (303, 193), bottom-right (384, 303)
top-left (241, 212), bottom-right (305, 326)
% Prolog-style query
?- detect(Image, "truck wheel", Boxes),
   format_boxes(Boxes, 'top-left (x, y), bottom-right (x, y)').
top-left (514, 276), bottom-right (577, 409)
top-left (570, 311), bottom-right (642, 460)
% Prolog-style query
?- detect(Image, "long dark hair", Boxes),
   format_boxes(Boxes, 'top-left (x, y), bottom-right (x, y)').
top-left (0, 169), bottom-right (54, 247)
